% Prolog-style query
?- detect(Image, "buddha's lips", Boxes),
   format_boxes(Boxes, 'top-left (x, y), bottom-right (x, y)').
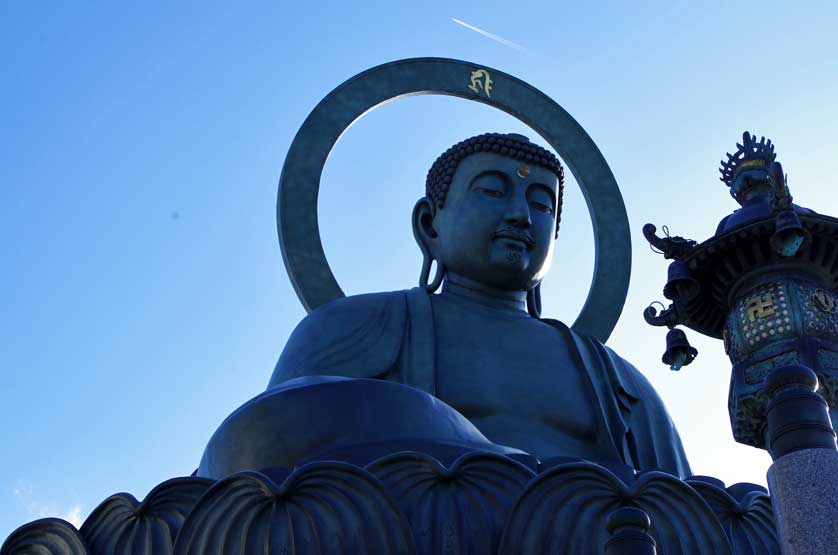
top-left (493, 228), bottom-right (535, 248)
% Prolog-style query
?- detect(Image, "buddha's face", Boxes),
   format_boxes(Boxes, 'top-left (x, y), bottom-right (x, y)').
top-left (424, 152), bottom-right (560, 291)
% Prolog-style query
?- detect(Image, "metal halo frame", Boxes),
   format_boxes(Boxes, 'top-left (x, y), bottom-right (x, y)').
top-left (277, 57), bottom-right (630, 342)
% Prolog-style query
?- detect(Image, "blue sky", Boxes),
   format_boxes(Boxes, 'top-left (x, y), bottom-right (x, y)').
top-left (3, 1), bottom-right (838, 539)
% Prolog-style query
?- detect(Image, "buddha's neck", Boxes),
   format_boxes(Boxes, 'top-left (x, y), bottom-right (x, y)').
top-left (440, 273), bottom-right (528, 314)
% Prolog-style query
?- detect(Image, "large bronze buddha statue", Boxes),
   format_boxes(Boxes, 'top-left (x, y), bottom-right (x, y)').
top-left (5, 58), bottom-right (793, 554)
top-left (199, 133), bottom-right (691, 480)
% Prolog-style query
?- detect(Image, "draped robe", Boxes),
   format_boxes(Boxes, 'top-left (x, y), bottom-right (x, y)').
top-left (269, 288), bottom-right (692, 478)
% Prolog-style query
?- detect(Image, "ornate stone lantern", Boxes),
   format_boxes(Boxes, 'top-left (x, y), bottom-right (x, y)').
top-left (645, 132), bottom-right (838, 553)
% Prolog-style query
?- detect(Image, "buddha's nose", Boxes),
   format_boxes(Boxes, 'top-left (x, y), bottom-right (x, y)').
top-left (505, 195), bottom-right (532, 227)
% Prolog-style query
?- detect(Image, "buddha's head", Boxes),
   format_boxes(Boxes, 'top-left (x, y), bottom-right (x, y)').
top-left (412, 133), bottom-right (564, 295)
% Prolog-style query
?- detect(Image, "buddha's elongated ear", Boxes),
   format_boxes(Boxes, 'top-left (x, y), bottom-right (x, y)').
top-left (527, 282), bottom-right (543, 318)
top-left (412, 197), bottom-right (445, 292)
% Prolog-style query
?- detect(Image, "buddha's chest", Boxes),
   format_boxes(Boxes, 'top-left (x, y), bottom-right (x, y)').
top-left (431, 302), bottom-right (598, 441)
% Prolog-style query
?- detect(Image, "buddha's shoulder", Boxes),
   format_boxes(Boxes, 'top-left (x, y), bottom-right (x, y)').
top-left (294, 289), bottom-right (413, 332)
top-left (270, 290), bottom-right (415, 386)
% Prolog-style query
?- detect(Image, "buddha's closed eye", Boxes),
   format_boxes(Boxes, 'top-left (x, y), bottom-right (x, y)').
top-left (530, 201), bottom-right (553, 214)
top-left (475, 187), bottom-right (504, 198)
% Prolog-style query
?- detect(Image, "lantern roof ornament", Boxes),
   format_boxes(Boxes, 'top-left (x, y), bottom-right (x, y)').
top-left (719, 131), bottom-right (777, 189)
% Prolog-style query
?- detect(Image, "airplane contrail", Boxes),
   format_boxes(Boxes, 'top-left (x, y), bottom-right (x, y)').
top-left (451, 18), bottom-right (526, 52)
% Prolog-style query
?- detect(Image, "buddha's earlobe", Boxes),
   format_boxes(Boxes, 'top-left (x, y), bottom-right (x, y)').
top-left (527, 282), bottom-right (543, 318)
top-left (412, 197), bottom-right (445, 293)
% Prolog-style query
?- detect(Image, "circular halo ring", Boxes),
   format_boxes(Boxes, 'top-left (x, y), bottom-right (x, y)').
top-left (277, 57), bottom-right (630, 342)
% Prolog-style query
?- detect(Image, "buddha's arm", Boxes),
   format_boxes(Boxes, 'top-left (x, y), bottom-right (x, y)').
top-left (267, 291), bottom-right (408, 389)
top-left (606, 346), bottom-right (693, 477)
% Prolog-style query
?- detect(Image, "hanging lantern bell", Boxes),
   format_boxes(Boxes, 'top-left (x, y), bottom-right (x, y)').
top-left (770, 209), bottom-right (810, 257)
top-left (661, 328), bottom-right (698, 371)
top-left (663, 260), bottom-right (700, 301)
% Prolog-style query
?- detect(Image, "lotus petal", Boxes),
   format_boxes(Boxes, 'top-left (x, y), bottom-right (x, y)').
top-left (1, 518), bottom-right (89, 555)
top-left (173, 463), bottom-right (415, 555)
top-left (367, 451), bottom-right (534, 554)
top-left (80, 476), bottom-right (213, 555)
top-left (687, 478), bottom-right (779, 554)
top-left (498, 461), bottom-right (732, 555)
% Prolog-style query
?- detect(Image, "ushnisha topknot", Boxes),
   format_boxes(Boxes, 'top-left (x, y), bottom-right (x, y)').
top-left (425, 132), bottom-right (565, 229)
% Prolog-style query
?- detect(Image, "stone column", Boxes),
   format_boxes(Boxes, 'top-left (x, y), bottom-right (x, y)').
top-left (764, 365), bottom-right (838, 554)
